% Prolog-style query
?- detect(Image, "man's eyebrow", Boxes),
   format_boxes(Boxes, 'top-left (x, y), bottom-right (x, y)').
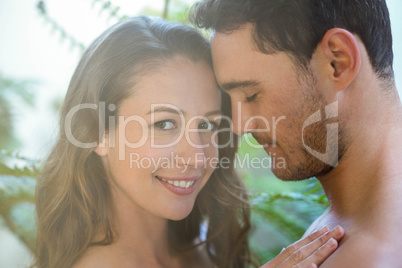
top-left (205, 110), bottom-right (222, 117)
top-left (147, 107), bottom-right (186, 115)
top-left (220, 80), bottom-right (260, 91)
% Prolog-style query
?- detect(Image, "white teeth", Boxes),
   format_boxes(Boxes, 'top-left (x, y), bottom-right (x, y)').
top-left (156, 176), bottom-right (195, 189)
top-left (185, 181), bottom-right (195, 188)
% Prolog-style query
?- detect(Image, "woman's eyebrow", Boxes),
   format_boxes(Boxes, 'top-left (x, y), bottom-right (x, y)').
top-left (147, 106), bottom-right (185, 116)
top-left (147, 107), bottom-right (222, 117)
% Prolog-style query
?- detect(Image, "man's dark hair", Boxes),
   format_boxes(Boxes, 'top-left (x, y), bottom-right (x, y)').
top-left (190, 0), bottom-right (394, 79)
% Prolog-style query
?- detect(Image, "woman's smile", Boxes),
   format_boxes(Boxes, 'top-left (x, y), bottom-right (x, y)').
top-left (155, 175), bottom-right (199, 195)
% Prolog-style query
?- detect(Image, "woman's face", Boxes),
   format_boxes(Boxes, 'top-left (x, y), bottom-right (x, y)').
top-left (97, 57), bottom-right (222, 221)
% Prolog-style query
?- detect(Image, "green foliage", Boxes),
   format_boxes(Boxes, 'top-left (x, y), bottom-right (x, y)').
top-left (0, 150), bottom-right (37, 253)
top-left (165, 0), bottom-right (192, 23)
top-left (35, 0), bottom-right (191, 52)
top-left (0, 150), bottom-right (38, 177)
top-left (36, 1), bottom-right (86, 52)
top-left (0, 73), bottom-right (36, 149)
top-left (247, 181), bottom-right (328, 263)
top-left (0, 49), bottom-right (38, 256)
top-left (91, 0), bottom-right (129, 20)
top-left (236, 136), bottom-right (329, 263)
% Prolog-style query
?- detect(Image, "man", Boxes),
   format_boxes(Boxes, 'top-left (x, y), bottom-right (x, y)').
top-left (191, 0), bottom-right (402, 267)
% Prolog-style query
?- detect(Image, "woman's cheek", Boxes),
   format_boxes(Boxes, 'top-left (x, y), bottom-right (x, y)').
top-left (205, 145), bottom-right (220, 171)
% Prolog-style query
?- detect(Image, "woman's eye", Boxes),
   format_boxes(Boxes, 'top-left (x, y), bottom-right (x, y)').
top-left (199, 121), bottom-right (218, 131)
top-left (154, 120), bottom-right (176, 130)
top-left (245, 93), bottom-right (257, 103)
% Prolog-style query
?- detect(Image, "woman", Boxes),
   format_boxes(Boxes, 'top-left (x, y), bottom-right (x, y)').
top-left (34, 16), bottom-right (343, 268)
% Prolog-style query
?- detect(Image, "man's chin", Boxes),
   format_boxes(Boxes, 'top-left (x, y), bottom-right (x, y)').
top-left (271, 165), bottom-right (329, 182)
top-left (272, 168), bottom-right (315, 181)
top-left (270, 167), bottom-right (305, 181)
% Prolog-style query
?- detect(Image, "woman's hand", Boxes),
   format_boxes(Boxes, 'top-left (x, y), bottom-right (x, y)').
top-left (260, 225), bottom-right (344, 268)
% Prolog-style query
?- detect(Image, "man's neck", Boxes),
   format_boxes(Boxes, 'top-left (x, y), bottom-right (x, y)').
top-left (317, 87), bottom-right (402, 228)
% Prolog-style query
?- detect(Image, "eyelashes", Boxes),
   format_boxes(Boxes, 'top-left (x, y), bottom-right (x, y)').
top-left (153, 119), bottom-right (220, 132)
top-left (245, 93), bottom-right (257, 103)
top-left (198, 120), bottom-right (219, 131)
top-left (153, 120), bottom-right (176, 131)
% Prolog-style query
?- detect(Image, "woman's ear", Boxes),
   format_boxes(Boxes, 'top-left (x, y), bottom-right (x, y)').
top-left (94, 133), bottom-right (109, 156)
top-left (317, 28), bottom-right (361, 91)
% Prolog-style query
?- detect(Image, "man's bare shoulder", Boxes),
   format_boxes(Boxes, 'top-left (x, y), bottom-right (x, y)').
top-left (320, 234), bottom-right (402, 268)
top-left (302, 210), bottom-right (330, 238)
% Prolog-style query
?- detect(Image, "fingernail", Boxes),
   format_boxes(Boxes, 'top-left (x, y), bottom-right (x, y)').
top-left (332, 225), bottom-right (343, 236)
top-left (320, 226), bottom-right (330, 233)
top-left (326, 238), bottom-right (337, 248)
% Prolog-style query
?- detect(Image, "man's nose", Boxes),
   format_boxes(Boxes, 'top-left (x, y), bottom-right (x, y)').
top-left (231, 100), bottom-right (257, 135)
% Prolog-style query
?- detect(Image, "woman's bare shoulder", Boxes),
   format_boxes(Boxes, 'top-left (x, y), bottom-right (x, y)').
top-left (72, 246), bottom-right (112, 268)
top-left (183, 239), bottom-right (215, 268)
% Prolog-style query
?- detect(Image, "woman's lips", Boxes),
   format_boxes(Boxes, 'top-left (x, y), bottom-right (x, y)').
top-left (155, 175), bottom-right (199, 196)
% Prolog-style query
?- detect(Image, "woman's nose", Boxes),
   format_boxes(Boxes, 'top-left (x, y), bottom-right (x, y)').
top-left (175, 130), bottom-right (207, 168)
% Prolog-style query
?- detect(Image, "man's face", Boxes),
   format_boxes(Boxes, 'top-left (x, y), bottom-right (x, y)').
top-left (211, 23), bottom-right (339, 180)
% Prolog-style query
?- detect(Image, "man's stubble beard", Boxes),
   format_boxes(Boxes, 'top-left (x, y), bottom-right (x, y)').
top-left (271, 72), bottom-right (350, 181)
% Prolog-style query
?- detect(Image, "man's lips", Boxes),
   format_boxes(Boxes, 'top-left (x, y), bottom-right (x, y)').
top-left (252, 134), bottom-right (275, 147)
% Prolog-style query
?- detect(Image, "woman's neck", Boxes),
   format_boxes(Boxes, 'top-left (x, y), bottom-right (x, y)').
top-left (108, 188), bottom-right (181, 267)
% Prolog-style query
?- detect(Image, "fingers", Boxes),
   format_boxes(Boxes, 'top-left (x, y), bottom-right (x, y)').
top-left (294, 238), bottom-right (338, 267)
top-left (260, 226), bottom-right (344, 268)
top-left (278, 226), bottom-right (344, 268)
top-left (268, 226), bottom-right (331, 266)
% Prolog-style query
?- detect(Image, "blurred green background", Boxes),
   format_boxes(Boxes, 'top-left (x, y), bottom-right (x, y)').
top-left (0, 0), bottom-right (401, 267)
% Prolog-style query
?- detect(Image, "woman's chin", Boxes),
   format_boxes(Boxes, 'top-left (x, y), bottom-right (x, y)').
top-left (164, 204), bottom-right (195, 221)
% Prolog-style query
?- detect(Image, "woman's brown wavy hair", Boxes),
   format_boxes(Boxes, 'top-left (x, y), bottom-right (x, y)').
top-left (34, 16), bottom-right (255, 268)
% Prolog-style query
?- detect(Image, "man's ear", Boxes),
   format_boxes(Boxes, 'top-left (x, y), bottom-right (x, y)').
top-left (94, 133), bottom-right (109, 156)
top-left (318, 28), bottom-right (361, 91)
